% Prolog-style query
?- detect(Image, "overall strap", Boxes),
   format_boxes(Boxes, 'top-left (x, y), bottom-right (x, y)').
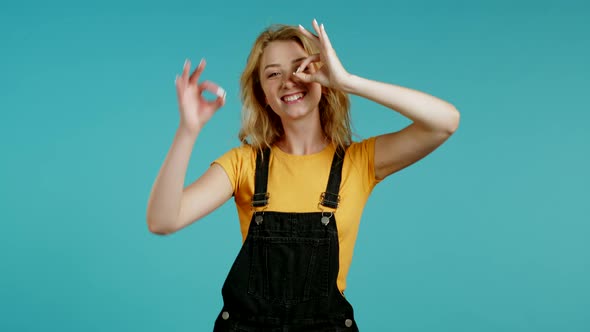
top-left (252, 147), bottom-right (271, 208)
top-left (320, 147), bottom-right (346, 209)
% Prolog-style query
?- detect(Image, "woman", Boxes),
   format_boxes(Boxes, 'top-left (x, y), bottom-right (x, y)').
top-left (147, 19), bottom-right (460, 331)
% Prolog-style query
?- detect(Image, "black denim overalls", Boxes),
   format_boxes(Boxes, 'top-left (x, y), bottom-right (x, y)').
top-left (213, 147), bottom-right (359, 332)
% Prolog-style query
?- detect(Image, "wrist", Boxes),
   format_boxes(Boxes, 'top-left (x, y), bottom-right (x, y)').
top-left (176, 125), bottom-right (201, 141)
top-left (340, 73), bottom-right (362, 94)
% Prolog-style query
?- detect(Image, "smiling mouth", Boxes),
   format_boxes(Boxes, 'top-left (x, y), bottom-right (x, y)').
top-left (281, 92), bottom-right (306, 103)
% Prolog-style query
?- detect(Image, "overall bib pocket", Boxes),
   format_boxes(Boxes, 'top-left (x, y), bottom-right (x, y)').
top-left (247, 236), bottom-right (330, 304)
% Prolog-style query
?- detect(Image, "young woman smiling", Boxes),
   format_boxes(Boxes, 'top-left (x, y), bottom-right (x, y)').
top-left (147, 19), bottom-right (460, 331)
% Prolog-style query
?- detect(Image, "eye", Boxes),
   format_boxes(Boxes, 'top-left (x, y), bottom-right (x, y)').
top-left (267, 72), bottom-right (280, 78)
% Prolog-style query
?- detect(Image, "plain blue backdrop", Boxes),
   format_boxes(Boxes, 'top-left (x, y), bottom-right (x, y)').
top-left (1, 0), bottom-right (588, 331)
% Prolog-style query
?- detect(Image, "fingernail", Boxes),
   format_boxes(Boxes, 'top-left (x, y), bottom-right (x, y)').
top-left (199, 58), bottom-right (204, 67)
top-left (216, 87), bottom-right (226, 99)
top-left (298, 24), bottom-right (304, 30)
top-left (175, 75), bottom-right (179, 83)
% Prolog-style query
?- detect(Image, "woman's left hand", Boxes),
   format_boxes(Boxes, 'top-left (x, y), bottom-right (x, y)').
top-left (293, 19), bottom-right (353, 91)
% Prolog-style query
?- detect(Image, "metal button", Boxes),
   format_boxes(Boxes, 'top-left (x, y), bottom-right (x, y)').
top-left (345, 318), bottom-right (353, 327)
top-left (255, 215), bottom-right (263, 225)
top-left (222, 311), bottom-right (229, 320)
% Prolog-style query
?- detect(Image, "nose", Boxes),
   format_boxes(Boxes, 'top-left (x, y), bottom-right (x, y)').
top-left (281, 72), bottom-right (297, 88)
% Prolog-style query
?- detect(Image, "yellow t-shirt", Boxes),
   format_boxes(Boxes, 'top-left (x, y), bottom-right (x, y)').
top-left (213, 137), bottom-right (380, 293)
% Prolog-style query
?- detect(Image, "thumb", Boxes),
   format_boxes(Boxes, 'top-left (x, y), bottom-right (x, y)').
top-left (199, 80), bottom-right (226, 110)
top-left (292, 71), bottom-right (314, 83)
top-left (215, 90), bottom-right (226, 109)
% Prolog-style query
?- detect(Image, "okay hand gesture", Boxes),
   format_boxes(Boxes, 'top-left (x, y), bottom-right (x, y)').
top-left (293, 19), bottom-right (353, 91)
top-left (175, 59), bottom-right (226, 135)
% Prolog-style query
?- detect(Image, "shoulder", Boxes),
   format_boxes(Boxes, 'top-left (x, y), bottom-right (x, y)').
top-left (346, 137), bottom-right (376, 160)
top-left (344, 137), bottom-right (380, 186)
top-left (215, 144), bottom-right (256, 164)
top-left (213, 144), bottom-right (257, 187)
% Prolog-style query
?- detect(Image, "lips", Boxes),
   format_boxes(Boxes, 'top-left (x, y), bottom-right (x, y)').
top-left (281, 92), bottom-right (306, 103)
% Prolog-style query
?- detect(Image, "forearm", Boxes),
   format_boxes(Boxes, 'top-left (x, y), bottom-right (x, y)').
top-left (342, 74), bottom-right (459, 133)
top-left (146, 128), bottom-right (199, 234)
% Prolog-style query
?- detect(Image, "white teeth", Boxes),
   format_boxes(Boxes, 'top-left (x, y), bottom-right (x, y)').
top-left (283, 93), bottom-right (304, 102)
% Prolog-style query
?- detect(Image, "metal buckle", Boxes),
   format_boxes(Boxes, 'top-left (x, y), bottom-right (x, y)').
top-left (319, 192), bottom-right (340, 209)
top-left (251, 192), bottom-right (270, 208)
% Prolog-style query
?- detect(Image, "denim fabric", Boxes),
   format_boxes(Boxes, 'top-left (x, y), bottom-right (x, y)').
top-left (213, 148), bottom-right (358, 332)
top-left (213, 212), bottom-right (359, 332)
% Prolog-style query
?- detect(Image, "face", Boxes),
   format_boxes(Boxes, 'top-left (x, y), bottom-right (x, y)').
top-left (259, 40), bottom-right (322, 122)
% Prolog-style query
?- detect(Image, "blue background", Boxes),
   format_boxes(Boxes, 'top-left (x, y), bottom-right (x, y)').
top-left (1, 0), bottom-right (589, 331)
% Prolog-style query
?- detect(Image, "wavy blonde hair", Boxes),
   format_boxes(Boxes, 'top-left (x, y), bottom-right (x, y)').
top-left (238, 24), bottom-right (352, 152)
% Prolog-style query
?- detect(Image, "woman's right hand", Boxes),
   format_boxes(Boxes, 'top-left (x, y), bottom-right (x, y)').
top-left (175, 58), bottom-right (226, 135)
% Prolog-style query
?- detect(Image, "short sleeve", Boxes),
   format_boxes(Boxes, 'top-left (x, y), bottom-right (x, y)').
top-left (346, 137), bottom-right (382, 190)
top-left (212, 145), bottom-right (256, 196)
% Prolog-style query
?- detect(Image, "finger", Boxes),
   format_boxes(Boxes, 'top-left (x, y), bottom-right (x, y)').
top-left (189, 58), bottom-right (206, 84)
top-left (292, 56), bottom-right (320, 83)
top-left (295, 54), bottom-right (321, 74)
top-left (181, 59), bottom-right (191, 84)
top-left (319, 23), bottom-right (334, 51)
top-left (215, 92), bottom-right (226, 109)
top-left (200, 80), bottom-right (226, 106)
top-left (312, 19), bottom-right (330, 52)
top-left (298, 24), bottom-right (320, 45)
top-left (292, 70), bottom-right (314, 83)
top-left (312, 19), bottom-right (322, 41)
top-left (175, 74), bottom-right (183, 99)
top-left (175, 74), bottom-right (182, 89)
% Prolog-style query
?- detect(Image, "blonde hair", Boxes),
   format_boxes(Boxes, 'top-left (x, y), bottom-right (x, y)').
top-left (238, 24), bottom-right (352, 152)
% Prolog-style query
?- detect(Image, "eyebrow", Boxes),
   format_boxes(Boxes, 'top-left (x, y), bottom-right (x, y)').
top-left (263, 57), bottom-right (307, 71)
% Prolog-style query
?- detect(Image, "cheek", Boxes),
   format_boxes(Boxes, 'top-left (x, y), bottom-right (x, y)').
top-left (261, 82), bottom-right (277, 99)
top-left (309, 83), bottom-right (323, 99)
top-left (260, 86), bottom-right (272, 105)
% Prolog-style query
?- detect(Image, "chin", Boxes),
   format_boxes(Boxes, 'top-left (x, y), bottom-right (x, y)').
top-left (281, 107), bottom-right (318, 121)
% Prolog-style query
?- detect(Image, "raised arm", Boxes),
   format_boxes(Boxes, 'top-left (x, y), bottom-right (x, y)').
top-left (146, 59), bottom-right (233, 235)
top-left (342, 77), bottom-right (460, 179)
top-left (295, 20), bottom-right (460, 180)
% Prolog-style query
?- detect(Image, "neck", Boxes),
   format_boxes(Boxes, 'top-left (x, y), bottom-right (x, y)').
top-left (276, 117), bottom-right (328, 155)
